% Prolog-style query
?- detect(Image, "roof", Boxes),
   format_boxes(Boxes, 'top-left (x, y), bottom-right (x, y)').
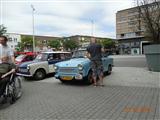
top-left (41, 51), bottom-right (71, 54)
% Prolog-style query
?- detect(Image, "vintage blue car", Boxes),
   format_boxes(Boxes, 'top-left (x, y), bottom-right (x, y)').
top-left (54, 49), bottom-right (113, 84)
top-left (17, 51), bottom-right (71, 80)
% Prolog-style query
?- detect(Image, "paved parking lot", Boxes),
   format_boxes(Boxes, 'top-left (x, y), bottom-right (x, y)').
top-left (0, 67), bottom-right (159, 120)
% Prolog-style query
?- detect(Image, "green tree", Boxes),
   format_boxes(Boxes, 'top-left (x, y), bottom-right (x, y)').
top-left (48, 40), bottom-right (61, 49)
top-left (101, 38), bottom-right (115, 49)
top-left (21, 36), bottom-right (33, 51)
top-left (63, 39), bottom-right (79, 51)
top-left (0, 24), bottom-right (7, 36)
top-left (137, 0), bottom-right (160, 44)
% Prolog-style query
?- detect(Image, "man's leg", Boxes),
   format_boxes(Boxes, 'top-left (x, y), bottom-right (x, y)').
top-left (91, 61), bottom-right (97, 86)
top-left (97, 61), bottom-right (104, 86)
top-left (0, 80), bottom-right (7, 96)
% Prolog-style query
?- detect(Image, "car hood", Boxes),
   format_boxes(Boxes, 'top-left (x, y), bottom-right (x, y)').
top-left (56, 58), bottom-right (90, 67)
top-left (19, 60), bottom-right (44, 68)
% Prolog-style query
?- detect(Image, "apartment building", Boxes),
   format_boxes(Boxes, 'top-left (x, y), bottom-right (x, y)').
top-left (5, 33), bottom-right (60, 51)
top-left (5, 33), bottom-right (21, 50)
top-left (21, 34), bottom-right (60, 51)
top-left (116, 7), bottom-right (151, 55)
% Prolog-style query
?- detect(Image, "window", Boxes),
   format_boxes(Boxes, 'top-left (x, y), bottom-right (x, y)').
top-left (8, 37), bottom-right (12, 42)
top-left (14, 38), bottom-right (17, 42)
top-left (121, 34), bottom-right (124, 37)
top-left (48, 53), bottom-right (60, 60)
top-left (25, 55), bottom-right (34, 61)
top-left (125, 32), bottom-right (136, 37)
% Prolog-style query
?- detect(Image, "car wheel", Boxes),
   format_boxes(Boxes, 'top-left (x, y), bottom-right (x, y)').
top-left (107, 65), bottom-right (112, 75)
top-left (9, 76), bottom-right (23, 104)
top-left (85, 71), bottom-right (93, 84)
top-left (34, 69), bottom-right (46, 80)
top-left (14, 76), bottom-right (23, 99)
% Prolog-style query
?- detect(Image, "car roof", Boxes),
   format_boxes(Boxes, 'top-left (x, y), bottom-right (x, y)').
top-left (41, 51), bottom-right (71, 54)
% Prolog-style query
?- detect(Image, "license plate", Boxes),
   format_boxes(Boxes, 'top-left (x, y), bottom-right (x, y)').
top-left (19, 69), bottom-right (28, 73)
top-left (61, 76), bottom-right (73, 80)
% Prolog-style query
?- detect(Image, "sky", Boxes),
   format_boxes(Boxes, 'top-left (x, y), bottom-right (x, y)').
top-left (0, 0), bottom-right (134, 38)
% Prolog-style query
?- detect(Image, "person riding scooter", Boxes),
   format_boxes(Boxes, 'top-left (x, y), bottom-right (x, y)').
top-left (0, 56), bottom-right (16, 96)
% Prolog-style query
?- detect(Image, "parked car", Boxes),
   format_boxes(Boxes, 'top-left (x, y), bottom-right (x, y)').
top-left (17, 51), bottom-right (71, 80)
top-left (54, 49), bottom-right (113, 84)
top-left (15, 53), bottom-right (36, 65)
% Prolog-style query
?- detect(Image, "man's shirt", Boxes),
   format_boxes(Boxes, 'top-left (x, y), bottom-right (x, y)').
top-left (0, 44), bottom-right (14, 63)
top-left (87, 43), bottom-right (102, 61)
top-left (0, 63), bottom-right (16, 74)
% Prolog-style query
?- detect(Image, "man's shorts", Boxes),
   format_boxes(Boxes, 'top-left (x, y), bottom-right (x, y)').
top-left (91, 60), bottom-right (103, 78)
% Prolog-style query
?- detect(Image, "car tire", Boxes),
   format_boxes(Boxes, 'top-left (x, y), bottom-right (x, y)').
top-left (10, 76), bottom-right (23, 104)
top-left (85, 71), bottom-right (93, 84)
top-left (107, 65), bottom-right (112, 75)
top-left (14, 76), bottom-right (23, 99)
top-left (34, 69), bottom-right (46, 80)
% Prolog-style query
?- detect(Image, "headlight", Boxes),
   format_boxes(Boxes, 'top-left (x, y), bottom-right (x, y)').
top-left (78, 64), bottom-right (83, 70)
top-left (27, 65), bottom-right (30, 70)
top-left (54, 65), bottom-right (58, 70)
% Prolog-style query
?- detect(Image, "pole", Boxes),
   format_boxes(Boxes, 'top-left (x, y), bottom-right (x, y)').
top-left (31, 5), bottom-right (35, 52)
top-left (91, 20), bottom-right (94, 36)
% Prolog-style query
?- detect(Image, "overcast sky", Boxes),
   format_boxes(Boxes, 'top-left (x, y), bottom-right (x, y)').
top-left (1, 0), bottom-right (134, 38)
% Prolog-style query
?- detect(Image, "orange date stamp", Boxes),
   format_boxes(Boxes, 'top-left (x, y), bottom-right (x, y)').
top-left (123, 107), bottom-right (152, 112)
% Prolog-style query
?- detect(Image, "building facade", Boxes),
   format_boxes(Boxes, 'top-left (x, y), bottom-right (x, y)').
top-left (5, 33), bottom-right (60, 52)
top-left (21, 34), bottom-right (60, 51)
top-left (5, 33), bottom-right (115, 53)
top-left (116, 7), bottom-right (151, 55)
top-left (5, 33), bottom-right (21, 50)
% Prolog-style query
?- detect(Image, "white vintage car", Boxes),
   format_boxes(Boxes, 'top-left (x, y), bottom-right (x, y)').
top-left (17, 51), bottom-right (71, 80)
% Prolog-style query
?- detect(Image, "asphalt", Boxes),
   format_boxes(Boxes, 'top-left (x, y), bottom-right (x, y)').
top-left (0, 66), bottom-right (159, 120)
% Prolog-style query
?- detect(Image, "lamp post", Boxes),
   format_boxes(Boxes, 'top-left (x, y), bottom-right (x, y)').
top-left (31, 5), bottom-right (35, 52)
top-left (91, 20), bottom-right (94, 36)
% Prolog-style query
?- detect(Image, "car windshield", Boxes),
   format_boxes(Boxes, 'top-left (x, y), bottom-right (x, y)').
top-left (15, 54), bottom-right (26, 62)
top-left (35, 53), bottom-right (48, 61)
top-left (72, 50), bottom-right (87, 58)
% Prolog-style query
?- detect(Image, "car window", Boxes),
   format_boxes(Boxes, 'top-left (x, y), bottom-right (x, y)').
top-left (15, 54), bottom-right (26, 62)
top-left (72, 50), bottom-right (86, 58)
top-left (35, 53), bottom-right (48, 61)
top-left (48, 53), bottom-right (71, 61)
top-left (25, 55), bottom-right (34, 61)
top-left (60, 54), bottom-right (65, 60)
top-left (48, 54), bottom-right (54, 60)
top-left (59, 53), bottom-right (71, 60)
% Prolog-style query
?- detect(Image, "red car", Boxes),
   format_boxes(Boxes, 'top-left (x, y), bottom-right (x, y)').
top-left (15, 52), bottom-right (36, 65)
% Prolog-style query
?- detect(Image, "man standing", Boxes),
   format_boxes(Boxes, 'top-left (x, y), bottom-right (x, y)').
top-left (0, 36), bottom-right (15, 63)
top-left (87, 37), bottom-right (104, 86)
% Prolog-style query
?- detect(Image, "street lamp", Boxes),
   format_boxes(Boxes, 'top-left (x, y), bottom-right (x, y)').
top-left (31, 4), bottom-right (35, 52)
top-left (91, 20), bottom-right (94, 36)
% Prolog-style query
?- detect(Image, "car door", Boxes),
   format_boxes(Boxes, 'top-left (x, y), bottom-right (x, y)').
top-left (48, 53), bottom-right (61, 73)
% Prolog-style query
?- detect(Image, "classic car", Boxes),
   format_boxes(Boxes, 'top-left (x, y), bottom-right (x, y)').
top-left (15, 53), bottom-right (36, 65)
top-left (17, 51), bottom-right (71, 80)
top-left (54, 49), bottom-right (113, 84)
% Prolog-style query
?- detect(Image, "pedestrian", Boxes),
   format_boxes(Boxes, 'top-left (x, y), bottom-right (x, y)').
top-left (0, 36), bottom-right (15, 63)
top-left (86, 37), bottom-right (104, 87)
top-left (47, 46), bottom-right (53, 52)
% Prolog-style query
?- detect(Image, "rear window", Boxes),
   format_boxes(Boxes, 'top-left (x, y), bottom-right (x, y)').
top-left (15, 54), bottom-right (26, 62)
